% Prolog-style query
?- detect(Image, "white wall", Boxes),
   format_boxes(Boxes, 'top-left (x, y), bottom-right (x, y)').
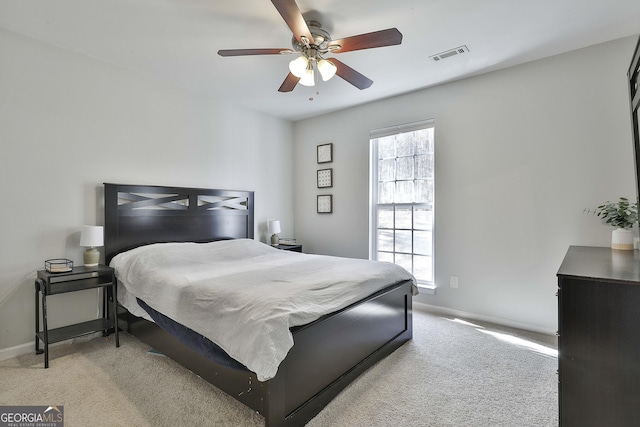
top-left (0, 28), bottom-right (294, 353)
top-left (293, 36), bottom-right (638, 334)
top-left (1, 24), bottom-right (636, 354)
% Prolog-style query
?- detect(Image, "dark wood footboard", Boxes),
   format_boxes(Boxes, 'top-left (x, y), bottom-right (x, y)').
top-left (117, 280), bottom-right (413, 427)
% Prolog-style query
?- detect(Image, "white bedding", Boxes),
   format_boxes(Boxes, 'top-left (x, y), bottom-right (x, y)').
top-left (110, 239), bottom-right (417, 381)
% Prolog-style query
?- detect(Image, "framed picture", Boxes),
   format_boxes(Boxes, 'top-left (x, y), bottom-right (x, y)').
top-left (317, 168), bottom-right (333, 188)
top-left (317, 143), bottom-right (333, 164)
top-left (317, 195), bottom-right (333, 214)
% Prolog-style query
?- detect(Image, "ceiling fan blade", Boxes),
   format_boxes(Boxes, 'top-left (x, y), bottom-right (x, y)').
top-left (278, 72), bottom-right (300, 92)
top-left (328, 28), bottom-right (403, 53)
top-left (271, 0), bottom-right (314, 43)
top-left (218, 48), bottom-right (293, 57)
top-left (331, 59), bottom-right (373, 90)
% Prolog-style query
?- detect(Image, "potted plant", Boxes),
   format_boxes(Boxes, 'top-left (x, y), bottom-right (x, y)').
top-left (592, 197), bottom-right (638, 250)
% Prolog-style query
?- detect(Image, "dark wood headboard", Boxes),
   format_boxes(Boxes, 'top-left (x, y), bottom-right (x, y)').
top-left (104, 183), bottom-right (254, 264)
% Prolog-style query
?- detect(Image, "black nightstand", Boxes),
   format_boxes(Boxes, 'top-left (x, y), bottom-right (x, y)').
top-left (35, 265), bottom-right (119, 368)
top-left (276, 244), bottom-right (302, 252)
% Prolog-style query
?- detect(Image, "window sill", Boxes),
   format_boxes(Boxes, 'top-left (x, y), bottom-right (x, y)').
top-left (417, 284), bottom-right (436, 295)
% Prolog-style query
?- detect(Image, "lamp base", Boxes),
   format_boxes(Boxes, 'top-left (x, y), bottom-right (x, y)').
top-left (83, 247), bottom-right (100, 267)
top-left (271, 234), bottom-right (279, 246)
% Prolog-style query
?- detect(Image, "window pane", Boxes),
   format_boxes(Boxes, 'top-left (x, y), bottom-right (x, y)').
top-left (377, 252), bottom-right (394, 263)
top-left (413, 255), bottom-right (433, 282)
top-left (396, 157), bottom-right (414, 180)
top-left (396, 207), bottom-right (412, 229)
top-left (415, 154), bottom-right (433, 179)
top-left (379, 158), bottom-right (395, 181)
top-left (379, 182), bottom-right (395, 204)
top-left (396, 134), bottom-right (414, 156)
top-left (427, 129), bottom-right (434, 151)
top-left (378, 138), bottom-right (395, 159)
top-left (414, 207), bottom-right (432, 230)
top-left (378, 207), bottom-right (394, 229)
top-left (415, 131), bottom-right (429, 154)
top-left (378, 229), bottom-right (394, 252)
top-left (414, 230), bottom-right (432, 255)
top-left (395, 181), bottom-right (413, 203)
top-left (395, 253), bottom-right (412, 273)
top-left (395, 230), bottom-right (412, 253)
top-left (415, 179), bottom-right (433, 203)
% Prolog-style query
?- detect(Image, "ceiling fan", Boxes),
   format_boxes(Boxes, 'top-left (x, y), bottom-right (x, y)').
top-left (218, 0), bottom-right (403, 92)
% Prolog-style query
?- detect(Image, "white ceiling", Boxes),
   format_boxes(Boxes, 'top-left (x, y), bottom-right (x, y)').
top-left (1, 0), bottom-right (639, 121)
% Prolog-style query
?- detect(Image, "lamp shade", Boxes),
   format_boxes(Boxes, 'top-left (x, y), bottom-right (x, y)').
top-left (80, 225), bottom-right (104, 247)
top-left (318, 59), bottom-right (337, 81)
top-left (299, 68), bottom-right (315, 87)
top-left (289, 56), bottom-right (309, 78)
top-left (268, 220), bottom-right (281, 235)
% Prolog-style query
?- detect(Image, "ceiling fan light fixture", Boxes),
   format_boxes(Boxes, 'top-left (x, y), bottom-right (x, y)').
top-left (299, 68), bottom-right (315, 86)
top-left (289, 56), bottom-right (308, 78)
top-left (317, 59), bottom-right (337, 81)
top-left (219, 1), bottom-right (403, 93)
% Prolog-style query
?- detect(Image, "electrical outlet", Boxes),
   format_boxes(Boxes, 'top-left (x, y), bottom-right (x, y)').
top-left (450, 275), bottom-right (459, 288)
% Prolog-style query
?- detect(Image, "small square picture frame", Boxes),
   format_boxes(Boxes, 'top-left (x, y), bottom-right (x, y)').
top-left (317, 168), bottom-right (333, 188)
top-left (317, 195), bottom-right (333, 214)
top-left (317, 143), bottom-right (333, 164)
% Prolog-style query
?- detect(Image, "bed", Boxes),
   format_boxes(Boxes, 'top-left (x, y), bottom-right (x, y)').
top-left (104, 183), bottom-right (415, 427)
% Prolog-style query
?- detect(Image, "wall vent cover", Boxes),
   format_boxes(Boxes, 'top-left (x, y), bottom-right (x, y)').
top-left (430, 45), bottom-right (469, 62)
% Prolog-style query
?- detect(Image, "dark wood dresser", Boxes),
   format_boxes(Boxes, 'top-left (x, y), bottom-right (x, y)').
top-left (557, 246), bottom-right (640, 426)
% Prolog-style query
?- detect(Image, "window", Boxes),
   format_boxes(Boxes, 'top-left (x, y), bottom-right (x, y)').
top-left (370, 120), bottom-right (435, 286)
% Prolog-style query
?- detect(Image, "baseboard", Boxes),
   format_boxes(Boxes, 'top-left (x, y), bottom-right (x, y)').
top-left (0, 342), bottom-right (33, 361)
top-left (0, 332), bottom-right (104, 362)
top-left (413, 301), bottom-right (556, 336)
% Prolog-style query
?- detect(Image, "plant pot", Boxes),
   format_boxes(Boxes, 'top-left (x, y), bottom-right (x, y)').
top-left (611, 228), bottom-right (634, 250)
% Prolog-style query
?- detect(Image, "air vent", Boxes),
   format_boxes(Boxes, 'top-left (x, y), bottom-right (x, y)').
top-left (430, 45), bottom-right (469, 62)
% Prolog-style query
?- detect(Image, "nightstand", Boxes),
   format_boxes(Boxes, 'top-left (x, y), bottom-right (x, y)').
top-left (35, 265), bottom-right (119, 368)
top-left (276, 244), bottom-right (302, 252)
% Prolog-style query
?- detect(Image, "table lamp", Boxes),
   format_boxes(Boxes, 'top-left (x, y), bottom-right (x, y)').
top-left (268, 220), bottom-right (281, 246)
top-left (80, 225), bottom-right (103, 267)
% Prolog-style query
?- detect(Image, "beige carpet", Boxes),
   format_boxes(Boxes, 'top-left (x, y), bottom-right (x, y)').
top-left (0, 307), bottom-right (558, 426)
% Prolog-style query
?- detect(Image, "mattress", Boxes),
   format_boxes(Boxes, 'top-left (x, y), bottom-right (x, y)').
top-left (111, 238), bottom-right (417, 381)
top-left (136, 297), bottom-right (248, 371)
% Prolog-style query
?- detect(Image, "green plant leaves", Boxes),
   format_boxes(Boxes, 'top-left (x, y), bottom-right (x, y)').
top-left (595, 197), bottom-right (638, 229)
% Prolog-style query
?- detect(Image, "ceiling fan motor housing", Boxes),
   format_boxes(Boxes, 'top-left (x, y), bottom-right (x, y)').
top-left (291, 21), bottom-right (331, 53)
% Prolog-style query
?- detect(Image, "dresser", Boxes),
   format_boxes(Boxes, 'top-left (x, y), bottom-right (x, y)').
top-left (557, 246), bottom-right (640, 426)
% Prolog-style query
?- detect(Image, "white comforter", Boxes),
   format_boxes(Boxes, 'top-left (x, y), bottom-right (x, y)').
top-left (111, 239), bottom-right (417, 381)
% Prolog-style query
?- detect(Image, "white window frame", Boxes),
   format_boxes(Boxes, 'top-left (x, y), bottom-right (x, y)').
top-left (369, 119), bottom-right (435, 292)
